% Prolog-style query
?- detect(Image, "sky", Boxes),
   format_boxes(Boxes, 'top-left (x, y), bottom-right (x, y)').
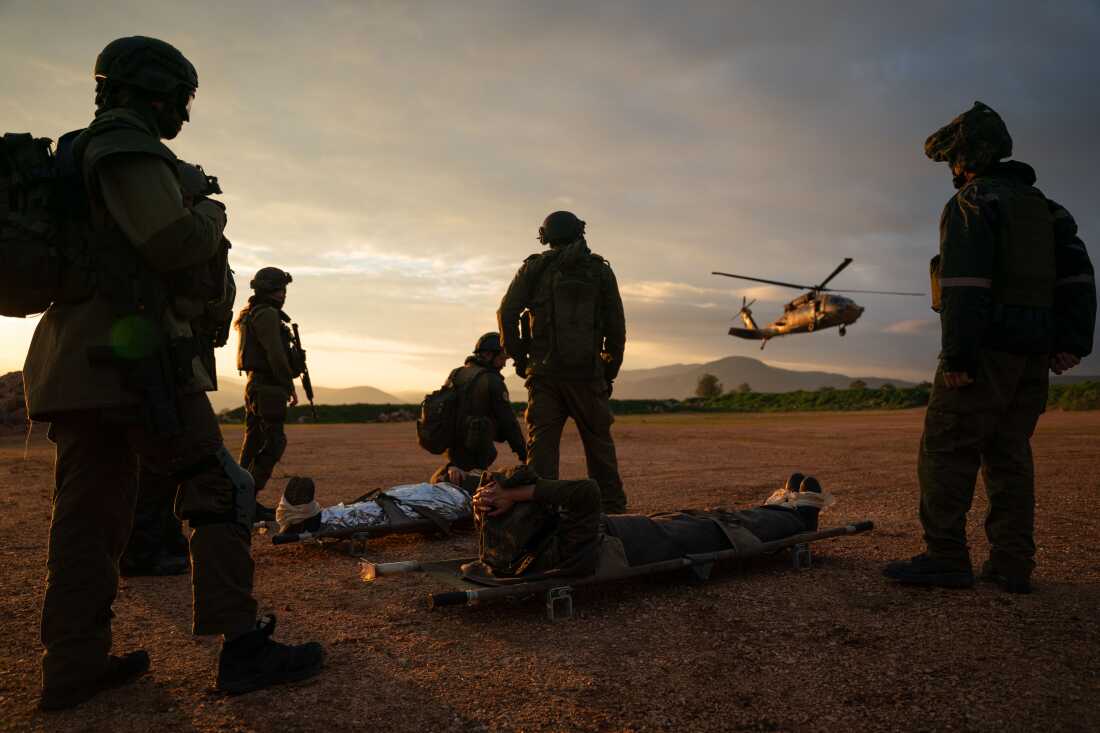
top-left (1, 0), bottom-right (1098, 393)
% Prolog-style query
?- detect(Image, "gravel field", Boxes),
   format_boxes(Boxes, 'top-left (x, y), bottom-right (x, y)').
top-left (0, 409), bottom-right (1097, 732)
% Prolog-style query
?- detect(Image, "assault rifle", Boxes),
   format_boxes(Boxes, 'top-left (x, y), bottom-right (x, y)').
top-left (290, 323), bottom-right (317, 420)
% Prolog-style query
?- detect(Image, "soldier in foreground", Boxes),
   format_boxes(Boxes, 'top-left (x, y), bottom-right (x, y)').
top-left (884, 102), bottom-right (1096, 593)
top-left (236, 267), bottom-right (301, 521)
top-left (121, 161), bottom-right (235, 577)
top-left (497, 211), bottom-right (628, 513)
top-left (436, 332), bottom-right (527, 473)
top-left (24, 37), bottom-right (323, 710)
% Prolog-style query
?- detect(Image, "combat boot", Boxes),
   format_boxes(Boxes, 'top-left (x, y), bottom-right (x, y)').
top-left (39, 650), bottom-right (150, 711)
top-left (120, 551), bottom-right (189, 577)
top-left (979, 560), bottom-right (1032, 594)
top-left (215, 615), bottom-right (324, 695)
top-left (796, 475), bottom-right (821, 531)
top-left (883, 553), bottom-right (974, 589)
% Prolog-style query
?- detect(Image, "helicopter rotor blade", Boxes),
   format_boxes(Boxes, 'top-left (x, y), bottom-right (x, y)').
top-left (815, 258), bottom-right (853, 290)
top-left (712, 272), bottom-right (812, 290)
top-left (828, 288), bottom-right (925, 296)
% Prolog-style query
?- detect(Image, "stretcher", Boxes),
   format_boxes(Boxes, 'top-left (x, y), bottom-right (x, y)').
top-left (361, 520), bottom-right (874, 620)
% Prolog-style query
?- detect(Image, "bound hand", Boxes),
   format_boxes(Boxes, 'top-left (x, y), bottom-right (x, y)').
top-left (1050, 352), bottom-right (1080, 375)
top-left (473, 482), bottom-right (515, 517)
top-left (289, 389), bottom-right (299, 406)
top-left (942, 372), bottom-right (974, 389)
top-left (446, 466), bottom-right (466, 485)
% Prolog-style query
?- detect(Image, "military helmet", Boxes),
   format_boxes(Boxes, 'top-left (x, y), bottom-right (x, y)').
top-left (924, 101), bottom-right (1012, 172)
top-left (250, 267), bottom-right (293, 292)
top-left (474, 332), bottom-right (503, 354)
top-left (538, 211), bottom-right (586, 246)
top-left (95, 36), bottom-right (198, 95)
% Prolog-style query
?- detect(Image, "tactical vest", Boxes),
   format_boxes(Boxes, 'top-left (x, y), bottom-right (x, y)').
top-left (525, 243), bottom-right (607, 379)
top-left (237, 303), bottom-right (296, 375)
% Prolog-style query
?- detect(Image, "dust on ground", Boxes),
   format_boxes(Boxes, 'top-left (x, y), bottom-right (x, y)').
top-left (0, 410), bottom-right (1097, 732)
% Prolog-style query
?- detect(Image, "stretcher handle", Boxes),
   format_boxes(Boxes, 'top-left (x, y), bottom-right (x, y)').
top-left (271, 533), bottom-right (299, 545)
top-left (850, 520), bottom-right (874, 533)
top-left (429, 591), bottom-right (470, 608)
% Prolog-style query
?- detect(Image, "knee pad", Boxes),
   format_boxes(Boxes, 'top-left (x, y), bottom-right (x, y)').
top-left (179, 448), bottom-right (256, 531)
top-left (264, 430), bottom-right (288, 462)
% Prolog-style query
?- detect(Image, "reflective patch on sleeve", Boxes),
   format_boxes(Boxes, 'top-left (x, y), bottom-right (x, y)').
top-left (940, 277), bottom-right (993, 288)
top-left (1056, 274), bottom-right (1095, 286)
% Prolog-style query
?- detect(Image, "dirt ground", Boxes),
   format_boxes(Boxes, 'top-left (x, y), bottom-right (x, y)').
top-left (0, 409), bottom-right (1097, 732)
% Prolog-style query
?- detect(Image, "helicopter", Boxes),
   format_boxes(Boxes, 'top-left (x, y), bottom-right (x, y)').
top-left (711, 258), bottom-right (923, 349)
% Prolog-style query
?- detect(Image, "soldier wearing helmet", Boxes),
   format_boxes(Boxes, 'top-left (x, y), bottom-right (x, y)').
top-left (236, 267), bottom-right (302, 520)
top-left (884, 102), bottom-right (1096, 594)
top-left (433, 332), bottom-right (527, 475)
top-left (497, 211), bottom-right (628, 514)
top-left (23, 37), bottom-right (323, 711)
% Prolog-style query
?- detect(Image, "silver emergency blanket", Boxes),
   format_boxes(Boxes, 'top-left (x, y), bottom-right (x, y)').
top-left (320, 482), bottom-right (471, 530)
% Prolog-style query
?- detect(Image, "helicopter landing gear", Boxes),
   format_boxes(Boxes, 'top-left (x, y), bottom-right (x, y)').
top-left (839, 325), bottom-right (847, 337)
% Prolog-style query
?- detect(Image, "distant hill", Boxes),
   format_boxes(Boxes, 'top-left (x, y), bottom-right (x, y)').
top-left (1051, 374), bottom-right (1100, 385)
top-left (210, 376), bottom-right (402, 412)
top-left (503, 356), bottom-right (913, 399)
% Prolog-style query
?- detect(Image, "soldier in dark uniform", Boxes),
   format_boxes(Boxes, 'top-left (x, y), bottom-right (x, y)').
top-left (497, 211), bottom-right (628, 513)
top-left (438, 332), bottom-right (527, 473)
top-left (884, 102), bottom-right (1096, 593)
top-left (23, 37), bottom-right (323, 710)
top-left (236, 267), bottom-right (300, 521)
top-left (121, 161), bottom-right (235, 577)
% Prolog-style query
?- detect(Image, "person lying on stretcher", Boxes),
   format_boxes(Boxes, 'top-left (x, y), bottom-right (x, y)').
top-left (460, 466), bottom-right (833, 583)
top-left (273, 465), bottom-right (489, 538)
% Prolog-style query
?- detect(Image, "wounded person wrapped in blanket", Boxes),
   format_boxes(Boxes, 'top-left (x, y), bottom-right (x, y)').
top-left (272, 466), bottom-right (487, 542)
top-left (460, 465), bottom-right (834, 583)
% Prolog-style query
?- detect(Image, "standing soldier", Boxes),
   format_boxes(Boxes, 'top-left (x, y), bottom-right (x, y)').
top-left (121, 160), bottom-right (235, 578)
top-left (884, 102), bottom-right (1096, 593)
top-left (24, 37), bottom-right (324, 710)
top-left (498, 211), bottom-right (628, 513)
top-left (236, 267), bottom-right (301, 521)
top-left (439, 332), bottom-right (527, 472)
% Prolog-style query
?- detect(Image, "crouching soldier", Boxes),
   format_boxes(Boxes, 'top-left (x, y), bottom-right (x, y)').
top-left (236, 267), bottom-right (301, 521)
top-left (438, 332), bottom-right (527, 475)
top-left (463, 467), bottom-right (830, 582)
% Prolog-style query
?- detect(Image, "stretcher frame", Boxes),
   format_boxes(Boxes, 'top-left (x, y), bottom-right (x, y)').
top-left (361, 520), bottom-right (874, 620)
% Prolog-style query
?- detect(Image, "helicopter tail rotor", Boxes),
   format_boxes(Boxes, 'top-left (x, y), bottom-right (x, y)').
top-left (738, 296), bottom-right (759, 331)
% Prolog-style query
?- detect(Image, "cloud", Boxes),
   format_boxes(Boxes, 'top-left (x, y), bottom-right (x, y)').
top-left (1, 1), bottom-right (1097, 386)
top-left (883, 319), bottom-right (938, 335)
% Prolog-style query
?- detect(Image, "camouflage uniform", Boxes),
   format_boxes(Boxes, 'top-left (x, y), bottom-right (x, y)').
top-left (443, 354), bottom-right (527, 471)
top-left (498, 213), bottom-right (628, 513)
top-left (236, 287), bottom-right (297, 496)
top-left (889, 103), bottom-right (1096, 588)
top-left (24, 103), bottom-right (259, 698)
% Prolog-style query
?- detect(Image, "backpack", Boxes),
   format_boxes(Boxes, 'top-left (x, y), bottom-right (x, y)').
top-left (0, 133), bottom-right (68, 317)
top-left (416, 367), bottom-right (487, 455)
top-left (532, 244), bottom-right (604, 371)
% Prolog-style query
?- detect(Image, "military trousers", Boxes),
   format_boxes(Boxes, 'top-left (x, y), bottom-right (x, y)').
top-left (120, 463), bottom-right (189, 570)
top-left (524, 376), bottom-right (627, 513)
top-left (239, 379), bottom-right (288, 495)
top-left (917, 349), bottom-right (1049, 579)
top-left (41, 393), bottom-right (257, 694)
